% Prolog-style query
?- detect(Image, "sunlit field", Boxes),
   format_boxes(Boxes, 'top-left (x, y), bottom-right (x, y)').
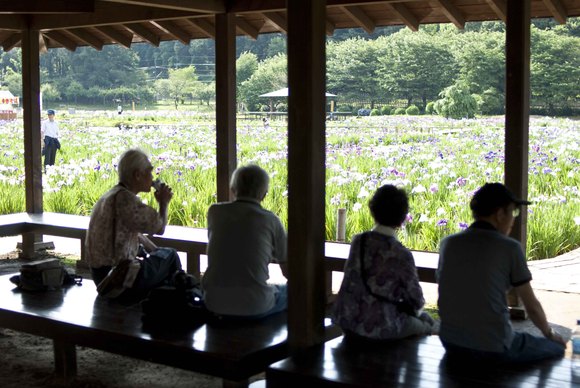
top-left (1, 111), bottom-right (578, 260)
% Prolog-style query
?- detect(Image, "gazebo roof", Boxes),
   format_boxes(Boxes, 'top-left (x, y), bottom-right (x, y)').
top-left (0, 0), bottom-right (579, 52)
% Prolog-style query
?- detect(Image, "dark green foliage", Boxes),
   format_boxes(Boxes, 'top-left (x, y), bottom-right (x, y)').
top-left (425, 101), bottom-right (435, 114)
top-left (394, 107), bottom-right (406, 115)
top-left (405, 105), bottom-right (420, 115)
top-left (380, 105), bottom-right (392, 115)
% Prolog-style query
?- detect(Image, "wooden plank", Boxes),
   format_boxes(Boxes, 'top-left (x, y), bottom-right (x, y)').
top-left (432, 0), bottom-right (466, 29)
top-left (486, 0), bottom-right (507, 22)
top-left (339, 5), bottom-right (375, 34)
top-left (267, 335), bottom-right (574, 387)
top-left (286, 0), bottom-right (327, 349)
top-left (0, 274), bottom-right (338, 383)
top-left (215, 13), bottom-right (237, 203)
top-left (386, 2), bottom-right (419, 32)
top-left (1, 32), bottom-right (21, 51)
top-left (124, 22), bottom-right (161, 46)
top-left (236, 17), bottom-right (260, 39)
top-left (261, 11), bottom-right (287, 34)
top-left (67, 28), bottom-right (104, 50)
top-left (543, 0), bottom-right (568, 23)
top-left (95, 25), bottom-right (133, 48)
top-left (44, 30), bottom-right (78, 51)
top-left (0, 0), bottom-right (95, 13)
top-left (101, 0), bottom-right (225, 13)
top-left (153, 19), bottom-right (192, 44)
top-left (187, 17), bottom-right (215, 39)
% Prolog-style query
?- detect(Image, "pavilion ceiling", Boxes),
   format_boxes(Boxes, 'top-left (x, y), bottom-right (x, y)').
top-left (0, 0), bottom-right (579, 51)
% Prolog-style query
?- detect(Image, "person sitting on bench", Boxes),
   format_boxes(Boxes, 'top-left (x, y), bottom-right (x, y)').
top-left (86, 148), bottom-right (183, 300)
top-left (202, 164), bottom-right (288, 319)
top-left (437, 182), bottom-right (566, 363)
top-left (332, 184), bottom-right (436, 340)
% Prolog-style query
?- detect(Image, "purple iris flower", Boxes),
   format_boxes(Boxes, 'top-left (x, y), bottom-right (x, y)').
top-left (436, 219), bottom-right (448, 227)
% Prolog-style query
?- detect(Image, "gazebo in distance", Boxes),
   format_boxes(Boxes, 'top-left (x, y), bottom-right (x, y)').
top-left (0, 90), bottom-right (19, 121)
top-left (259, 87), bottom-right (337, 113)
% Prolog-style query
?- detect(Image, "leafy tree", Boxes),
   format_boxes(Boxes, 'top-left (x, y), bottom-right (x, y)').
top-left (434, 81), bottom-right (477, 119)
top-left (327, 38), bottom-right (385, 107)
top-left (163, 66), bottom-right (200, 108)
top-left (376, 30), bottom-right (457, 109)
top-left (41, 83), bottom-right (61, 103)
top-left (239, 54), bottom-right (287, 111)
top-left (530, 27), bottom-right (580, 115)
top-left (196, 82), bottom-right (215, 106)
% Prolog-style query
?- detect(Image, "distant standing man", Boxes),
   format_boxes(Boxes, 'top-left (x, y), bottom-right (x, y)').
top-left (437, 182), bottom-right (566, 363)
top-left (41, 109), bottom-right (60, 169)
top-left (117, 104), bottom-right (123, 115)
top-left (202, 164), bottom-right (288, 319)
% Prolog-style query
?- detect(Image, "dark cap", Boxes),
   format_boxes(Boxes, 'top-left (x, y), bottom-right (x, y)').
top-left (47, 109), bottom-right (55, 115)
top-left (470, 183), bottom-right (531, 217)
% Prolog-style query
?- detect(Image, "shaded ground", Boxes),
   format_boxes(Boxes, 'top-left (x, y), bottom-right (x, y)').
top-left (0, 251), bottom-right (222, 388)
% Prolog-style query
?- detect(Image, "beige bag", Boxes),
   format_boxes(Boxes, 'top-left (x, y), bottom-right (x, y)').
top-left (96, 258), bottom-right (140, 298)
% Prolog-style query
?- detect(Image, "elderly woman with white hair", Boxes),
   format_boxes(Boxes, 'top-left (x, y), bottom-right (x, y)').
top-left (86, 148), bottom-right (183, 300)
top-left (202, 164), bottom-right (288, 319)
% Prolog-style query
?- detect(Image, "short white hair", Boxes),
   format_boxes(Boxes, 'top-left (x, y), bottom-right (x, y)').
top-left (230, 164), bottom-right (270, 200)
top-left (117, 148), bottom-right (151, 185)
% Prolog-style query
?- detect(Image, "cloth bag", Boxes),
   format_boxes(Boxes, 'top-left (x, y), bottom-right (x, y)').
top-left (10, 258), bottom-right (81, 291)
top-left (96, 258), bottom-right (141, 298)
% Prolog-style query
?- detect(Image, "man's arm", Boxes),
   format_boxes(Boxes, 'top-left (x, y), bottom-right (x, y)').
top-left (515, 282), bottom-right (566, 345)
top-left (138, 233), bottom-right (158, 252)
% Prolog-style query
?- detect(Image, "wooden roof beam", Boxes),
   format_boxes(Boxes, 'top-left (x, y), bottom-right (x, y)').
top-left (326, 20), bottom-right (335, 36)
top-left (340, 5), bottom-right (375, 34)
top-left (101, 0), bottom-right (224, 13)
top-left (95, 25), bottom-right (132, 48)
top-left (261, 12), bottom-right (288, 34)
top-left (432, 0), bottom-right (465, 29)
top-left (1, 33), bottom-right (20, 52)
top-left (386, 3), bottom-right (419, 32)
top-left (486, 0), bottom-right (507, 22)
top-left (67, 28), bottom-right (104, 50)
top-left (152, 20), bottom-right (191, 45)
top-left (0, 15), bottom-right (27, 30)
top-left (124, 22), bottom-right (161, 46)
top-left (235, 17), bottom-right (260, 40)
top-left (0, 0), bottom-right (95, 13)
top-left (543, 0), bottom-right (568, 24)
top-left (187, 18), bottom-right (215, 39)
top-left (43, 30), bottom-right (78, 51)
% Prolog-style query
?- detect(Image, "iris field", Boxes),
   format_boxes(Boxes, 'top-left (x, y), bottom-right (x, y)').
top-left (0, 112), bottom-right (578, 260)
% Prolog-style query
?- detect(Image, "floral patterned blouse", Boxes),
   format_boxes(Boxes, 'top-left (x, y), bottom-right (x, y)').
top-left (332, 225), bottom-right (425, 339)
top-left (86, 184), bottom-right (165, 268)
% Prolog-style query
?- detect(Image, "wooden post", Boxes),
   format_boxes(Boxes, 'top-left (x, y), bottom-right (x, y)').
top-left (21, 28), bottom-right (44, 258)
top-left (53, 340), bottom-right (77, 379)
top-left (505, 0), bottom-right (531, 317)
top-left (287, 0), bottom-right (327, 348)
top-left (215, 13), bottom-right (237, 202)
top-left (336, 208), bottom-right (346, 242)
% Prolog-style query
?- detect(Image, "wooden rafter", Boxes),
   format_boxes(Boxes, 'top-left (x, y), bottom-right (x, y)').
top-left (235, 17), bottom-right (260, 40)
top-left (261, 12), bottom-right (288, 34)
top-left (486, 0), bottom-right (507, 22)
top-left (95, 25), bottom-right (132, 48)
top-left (0, 0), bottom-right (95, 13)
top-left (340, 5), bottom-right (375, 34)
top-left (30, 4), bottom-right (197, 30)
top-left (187, 18), bottom-right (215, 39)
top-left (432, 0), bottom-right (465, 29)
top-left (385, 2), bottom-right (419, 32)
top-left (326, 20), bottom-right (335, 36)
top-left (543, 0), bottom-right (568, 24)
top-left (152, 20), bottom-right (191, 44)
top-left (39, 33), bottom-right (48, 53)
top-left (43, 30), bottom-right (78, 51)
top-left (124, 22), bottom-right (160, 46)
top-left (101, 0), bottom-right (224, 13)
top-left (1, 33), bottom-right (21, 51)
top-left (67, 28), bottom-right (104, 50)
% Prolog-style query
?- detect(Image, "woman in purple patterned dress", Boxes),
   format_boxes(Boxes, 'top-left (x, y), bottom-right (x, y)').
top-left (332, 184), bottom-right (436, 340)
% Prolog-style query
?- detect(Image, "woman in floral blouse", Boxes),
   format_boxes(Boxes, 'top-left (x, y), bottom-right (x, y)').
top-left (332, 184), bottom-right (435, 340)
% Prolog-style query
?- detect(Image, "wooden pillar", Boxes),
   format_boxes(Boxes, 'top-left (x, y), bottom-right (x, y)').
top-left (21, 28), bottom-right (44, 258)
top-left (287, 0), bottom-right (327, 348)
top-left (215, 13), bottom-right (237, 202)
top-left (505, 0), bottom-right (531, 314)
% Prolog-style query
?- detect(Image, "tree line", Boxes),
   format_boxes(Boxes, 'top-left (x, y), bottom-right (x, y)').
top-left (0, 19), bottom-right (577, 117)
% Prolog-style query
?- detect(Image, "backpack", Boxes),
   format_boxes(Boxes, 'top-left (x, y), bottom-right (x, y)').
top-left (10, 258), bottom-right (82, 291)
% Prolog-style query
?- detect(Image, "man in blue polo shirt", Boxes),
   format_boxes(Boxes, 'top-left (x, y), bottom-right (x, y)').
top-left (437, 182), bottom-right (566, 363)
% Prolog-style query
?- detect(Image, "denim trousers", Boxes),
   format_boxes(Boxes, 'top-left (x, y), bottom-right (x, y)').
top-left (442, 332), bottom-right (565, 363)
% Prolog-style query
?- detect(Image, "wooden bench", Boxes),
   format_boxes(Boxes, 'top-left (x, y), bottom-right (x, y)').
top-left (0, 274), bottom-right (340, 387)
top-left (0, 212), bottom-right (439, 289)
top-left (266, 335), bottom-right (574, 387)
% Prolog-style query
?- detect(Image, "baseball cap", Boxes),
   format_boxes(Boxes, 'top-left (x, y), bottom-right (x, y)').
top-left (470, 183), bottom-right (531, 216)
top-left (47, 109), bottom-right (55, 115)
